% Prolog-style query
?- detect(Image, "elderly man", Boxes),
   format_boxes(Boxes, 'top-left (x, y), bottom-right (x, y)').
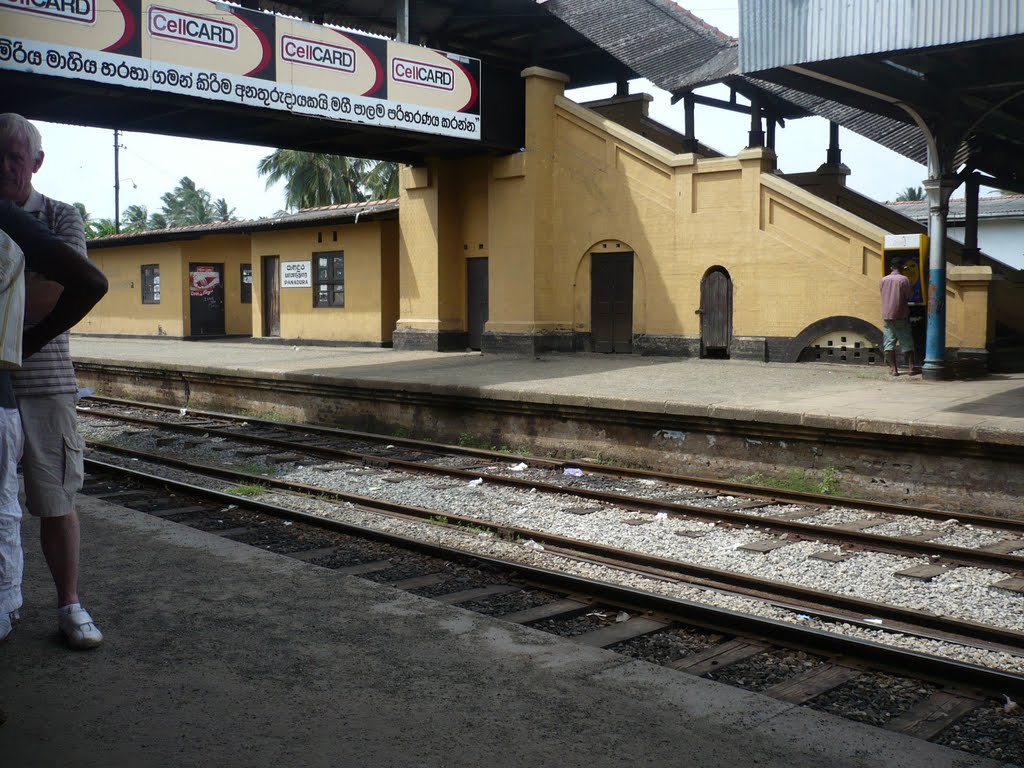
top-left (0, 201), bottom-right (108, 643)
top-left (0, 113), bottom-right (103, 648)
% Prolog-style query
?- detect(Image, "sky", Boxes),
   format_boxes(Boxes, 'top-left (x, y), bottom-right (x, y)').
top-left (30, 1), bottom-right (947, 223)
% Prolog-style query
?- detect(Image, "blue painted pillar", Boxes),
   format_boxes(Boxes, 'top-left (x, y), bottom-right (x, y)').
top-left (921, 176), bottom-right (957, 381)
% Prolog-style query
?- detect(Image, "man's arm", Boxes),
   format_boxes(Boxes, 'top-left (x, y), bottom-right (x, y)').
top-left (0, 201), bottom-right (108, 358)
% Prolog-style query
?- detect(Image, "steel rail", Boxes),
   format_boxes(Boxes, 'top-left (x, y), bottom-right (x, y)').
top-left (83, 454), bottom-right (1024, 698)
top-left (80, 396), bottom-right (1024, 530)
top-left (84, 445), bottom-right (1024, 651)
top-left (79, 412), bottom-right (1024, 572)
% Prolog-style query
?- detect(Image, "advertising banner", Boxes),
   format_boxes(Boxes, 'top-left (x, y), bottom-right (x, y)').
top-left (0, 0), bottom-right (481, 140)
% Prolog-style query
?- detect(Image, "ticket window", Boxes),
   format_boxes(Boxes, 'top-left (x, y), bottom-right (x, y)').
top-left (882, 234), bottom-right (928, 354)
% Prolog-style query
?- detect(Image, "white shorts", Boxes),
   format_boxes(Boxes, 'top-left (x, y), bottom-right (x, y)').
top-left (0, 406), bottom-right (24, 615)
top-left (18, 393), bottom-right (84, 518)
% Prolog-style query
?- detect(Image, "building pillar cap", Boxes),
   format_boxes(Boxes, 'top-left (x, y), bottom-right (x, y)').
top-left (521, 67), bottom-right (570, 83)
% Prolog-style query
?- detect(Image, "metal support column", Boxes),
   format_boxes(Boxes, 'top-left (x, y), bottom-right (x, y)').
top-left (747, 96), bottom-right (764, 148)
top-left (826, 121), bottom-right (841, 165)
top-left (962, 173), bottom-right (981, 265)
top-left (683, 94), bottom-right (698, 153)
top-left (396, 0), bottom-right (411, 43)
top-left (922, 175), bottom-right (958, 380)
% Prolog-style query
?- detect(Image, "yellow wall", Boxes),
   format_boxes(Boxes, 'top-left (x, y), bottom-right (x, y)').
top-left (393, 67), bottom-right (990, 354)
top-left (251, 220), bottom-right (398, 343)
top-left (79, 243), bottom-right (185, 337)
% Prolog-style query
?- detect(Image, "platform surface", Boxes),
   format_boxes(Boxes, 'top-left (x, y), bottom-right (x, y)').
top-left (71, 336), bottom-right (1024, 446)
top-left (0, 496), bottom-right (1009, 768)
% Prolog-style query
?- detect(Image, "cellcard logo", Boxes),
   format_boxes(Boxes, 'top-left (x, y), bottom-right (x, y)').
top-left (281, 35), bottom-right (355, 73)
top-left (2, 0), bottom-right (95, 24)
top-left (392, 57), bottom-right (454, 91)
top-left (148, 6), bottom-right (237, 50)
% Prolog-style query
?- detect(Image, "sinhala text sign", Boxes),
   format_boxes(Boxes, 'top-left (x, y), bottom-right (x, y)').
top-left (0, 0), bottom-right (481, 140)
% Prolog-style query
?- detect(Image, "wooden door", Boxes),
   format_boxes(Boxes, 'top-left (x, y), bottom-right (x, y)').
top-left (591, 253), bottom-right (634, 353)
top-left (262, 256), bottom-right (280, 337)
top-left (188, 263), bottom-right (225, 336)
top-left (699, 267), bottom-right (732, 355)
top-left (467, 257), bottom-right (489, 351)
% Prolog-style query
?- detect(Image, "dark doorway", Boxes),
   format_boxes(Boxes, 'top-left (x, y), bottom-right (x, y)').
top-left (467, 257), bottom-right (489, 350)
top-left (699, 266), bottom-right (732, 358)
top-left (188, 263), bottom-right (225, 336)
top-left (591, 252), bottom-right (634, 353)
top-left (262, 256), bottom-right (280, 337)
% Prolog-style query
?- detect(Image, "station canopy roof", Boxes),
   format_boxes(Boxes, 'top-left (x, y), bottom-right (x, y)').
top-left (17, 0), bottom-right (1019, 182)
top-left (240, 0), bottom-right (930, 164)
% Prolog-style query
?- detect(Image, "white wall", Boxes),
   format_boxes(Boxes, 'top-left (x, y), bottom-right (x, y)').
top-left (947, 219), bottom-right (1024, 270)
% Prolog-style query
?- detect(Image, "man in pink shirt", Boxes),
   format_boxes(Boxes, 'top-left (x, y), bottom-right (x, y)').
top-left (880, 259), bottom-right (917, 376)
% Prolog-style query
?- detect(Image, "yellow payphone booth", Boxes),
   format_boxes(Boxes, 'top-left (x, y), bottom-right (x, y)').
top-left (882, 233), bottom-right (928, 355)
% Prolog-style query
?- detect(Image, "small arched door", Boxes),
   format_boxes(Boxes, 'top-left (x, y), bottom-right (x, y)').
top-left (591, 252), bottom-right (634, 353)
top-left (699, 267), bottom-right (732, 357)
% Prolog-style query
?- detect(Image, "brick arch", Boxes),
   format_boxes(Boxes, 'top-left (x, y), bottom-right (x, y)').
top-left (782, 316), bottom-right (883, 363)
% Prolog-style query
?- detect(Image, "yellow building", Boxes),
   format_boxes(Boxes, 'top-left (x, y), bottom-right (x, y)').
top-left (84, 201), bottom-right (399, 345)
top-left (82, 71), bottom-right (1022, 370)
top-left (391, 69), bottom-right (1022, 370)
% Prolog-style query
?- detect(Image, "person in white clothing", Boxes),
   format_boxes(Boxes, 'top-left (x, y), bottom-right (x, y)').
top-left (0, 113), bottom-right (106, 649)
top-left (0, 201), bottom-right (107, 647)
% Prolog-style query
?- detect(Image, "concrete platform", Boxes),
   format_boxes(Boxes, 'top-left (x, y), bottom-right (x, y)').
top-left (70, 336), bottom-right (1024, 447)
top-left (0, 496), bottom-right (1006, 767)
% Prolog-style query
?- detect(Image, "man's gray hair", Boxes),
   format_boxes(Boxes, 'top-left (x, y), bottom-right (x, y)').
top-left (0, 113), bottom-right (43, 160)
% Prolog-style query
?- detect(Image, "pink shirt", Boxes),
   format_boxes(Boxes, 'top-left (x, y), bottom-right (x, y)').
top-left (880, 272), bottom-right (912, 320)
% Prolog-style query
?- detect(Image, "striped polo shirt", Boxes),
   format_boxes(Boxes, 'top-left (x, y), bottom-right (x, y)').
top-left (11, 190), bottom-right (87, 398)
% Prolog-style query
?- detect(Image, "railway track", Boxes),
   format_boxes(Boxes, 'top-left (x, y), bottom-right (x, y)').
top-left (77, 396), bottom-right (1024, 762)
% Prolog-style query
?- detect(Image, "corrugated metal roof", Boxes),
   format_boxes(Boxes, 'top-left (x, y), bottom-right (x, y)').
top-left (545, 1), bottom-right (931, 165)
top-left (884, 195), bottom-right (1024, 223)
top-left (88, 200), bottom-right (399, 249)
top-left (546, 0), bottom-right (737, 93)
top-left (738, 0), bottom-right (1024, 72)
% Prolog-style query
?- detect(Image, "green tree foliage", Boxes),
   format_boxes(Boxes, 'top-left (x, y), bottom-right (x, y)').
top-left (160, 176), bottom-right (215, 226)
top-left (895, 185), bottom-right (925, 202)
top-left (148, 211), bottom-right (168, 230)
top-left (212, 197), bottom-right (235, 222)
top-left (86, 218), bottom-right (117, 239)
top-left (357, 159), bottom-right (399, 200)
top-left (120, 204), bottom-right (150, 234)
top-left (257, 149), bottom-right (366, 210)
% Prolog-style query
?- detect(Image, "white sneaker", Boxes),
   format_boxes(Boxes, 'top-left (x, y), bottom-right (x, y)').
top-left (58, 605), bottom-right (103, 649)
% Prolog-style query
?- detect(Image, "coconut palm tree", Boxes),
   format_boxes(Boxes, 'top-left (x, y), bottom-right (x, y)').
top-left (120, 204), bottom-right (150, 234)
top-left (212, 198), bottom-right (236, 222)
top-left (895, 185), bottom-right (925, 202)
top-left (160, 176), bottom-right (216, 226)
top-left (357, 159), bottom-right (399, 200)
top-left (257, 149), bottom-right (365, 210)
top-left (86, 218), bottom-right (117, 239)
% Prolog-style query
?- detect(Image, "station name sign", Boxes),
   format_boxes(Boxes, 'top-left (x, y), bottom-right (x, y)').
top-left (0, 0), bottom-right (482, 140)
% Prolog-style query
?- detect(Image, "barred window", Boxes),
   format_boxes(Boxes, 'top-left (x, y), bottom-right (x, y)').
top-left (142, 264), bottom-right (161, 304)
top-left (314, 251), bottom-right (344, 308)
top-left (240, 263), bottom-right (252, 304)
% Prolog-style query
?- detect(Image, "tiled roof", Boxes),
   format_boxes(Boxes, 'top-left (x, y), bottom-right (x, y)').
top-left (88, 199), bottom-right (399, 249)
top-left (884, 195), bottom-right (1024, 223)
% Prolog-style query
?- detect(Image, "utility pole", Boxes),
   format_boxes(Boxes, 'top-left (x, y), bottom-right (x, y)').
top-left (113, 128), bottom-right (121, 234)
